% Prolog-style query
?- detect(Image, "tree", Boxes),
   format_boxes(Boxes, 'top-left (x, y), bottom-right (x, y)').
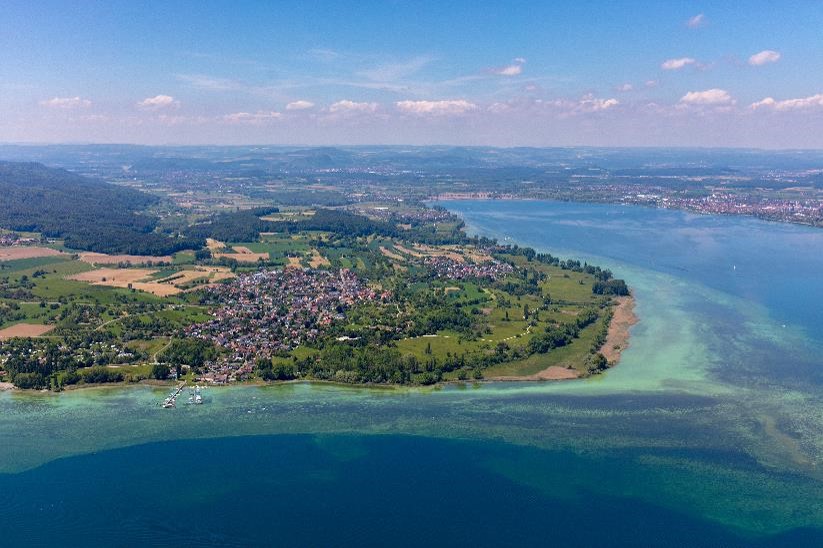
top-left (586, 352), bottom-right (608, 372)
top-left (150, 362), bottom-right (171, 380)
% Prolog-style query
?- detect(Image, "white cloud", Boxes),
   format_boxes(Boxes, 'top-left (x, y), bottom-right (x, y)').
top-left (661, 57), bottom-right (697, 70)
top-left (534, 94), bottom-right (620, 116)
top-left (576, 94), bottom-right (619, 112)
top-left (679, 88), bottom-right (735, 105)
top-left (491, 58), bottom-right (526, 76)
top-left (221, 111), bottom-right (281, 124)
top-left (750, 94), bottom-right (823, 111)
top-left (329, 100), bottom-right (379, 113)
top-left (395, 99), bottom-right (477, 115)
top-left (286, 100), bottom-right (315, 110)
top-left (748, 50), bottom-right (781, 66)
top-left (686, 13), bottom-right (706, 28)
top-left (616, 83), bottom-right (634, 92)
top-left (645, 80), bottom-right (659, 88)
top-left (137, 95), bottom-right (179, 109)
top-left (40, 96), bottom-right (91, 109)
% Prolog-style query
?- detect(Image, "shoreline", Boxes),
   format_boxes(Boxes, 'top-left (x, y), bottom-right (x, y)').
top-left (2, 296), bottom-right (638, 393)
top-left (433, 196), bottom-right (823, 231)
top-left (600, 295), bottom-right (637, 365)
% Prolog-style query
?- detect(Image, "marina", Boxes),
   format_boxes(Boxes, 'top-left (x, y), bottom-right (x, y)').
top-left (161, 383), bottom-right (186, 409)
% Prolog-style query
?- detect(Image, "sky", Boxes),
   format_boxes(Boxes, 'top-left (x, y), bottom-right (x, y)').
top-left (2, 0), bottom-right (823, 148)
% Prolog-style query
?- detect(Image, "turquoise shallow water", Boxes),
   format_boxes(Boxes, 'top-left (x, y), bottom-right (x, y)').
top-left (1, 200), bottom-right (821, 546)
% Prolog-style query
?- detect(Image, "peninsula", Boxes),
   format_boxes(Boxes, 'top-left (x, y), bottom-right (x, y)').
top-left (0, 161), bottom-right (631, 390)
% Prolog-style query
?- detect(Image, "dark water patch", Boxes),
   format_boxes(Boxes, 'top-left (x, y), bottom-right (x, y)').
top-left (1, 434), bottom-right (819, 547)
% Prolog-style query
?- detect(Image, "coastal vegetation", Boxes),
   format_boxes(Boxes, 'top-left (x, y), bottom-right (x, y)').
top-left (0, 163), bottom-right (630, 390)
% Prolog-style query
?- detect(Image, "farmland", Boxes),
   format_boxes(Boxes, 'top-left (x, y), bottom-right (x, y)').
top-left (0, 196), bottom-right (628, 390)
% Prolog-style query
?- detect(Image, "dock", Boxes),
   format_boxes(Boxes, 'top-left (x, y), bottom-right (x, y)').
top-left (161, 383), bottom-right (186, 408)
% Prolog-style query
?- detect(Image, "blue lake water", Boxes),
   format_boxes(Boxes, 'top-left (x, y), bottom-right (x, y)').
top-left (1, 200), bottom-right (821, 546)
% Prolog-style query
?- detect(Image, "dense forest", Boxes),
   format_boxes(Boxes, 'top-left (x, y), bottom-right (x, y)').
top-left (184, 207), bottom-right (280, 242)
top-left (185, 207), bottom-right (399, 242)
top-left (0, 162), bottom-right (201, 255)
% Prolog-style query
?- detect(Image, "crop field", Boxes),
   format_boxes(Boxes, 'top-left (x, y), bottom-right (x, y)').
top-left (1, 203), bottom-right (624, 389)
top-left (0, 323), bottom-right (54, 339)
top-left (0, 246), bottom-right (66, 261)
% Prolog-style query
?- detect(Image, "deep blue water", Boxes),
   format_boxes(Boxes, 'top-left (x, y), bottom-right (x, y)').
top-left (1, 200), bottom-right (822, 546)
top-left (1, 434), bottom-right (819, 547)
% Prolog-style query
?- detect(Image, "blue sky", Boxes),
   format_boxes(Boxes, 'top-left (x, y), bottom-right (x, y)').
top-left (2, 1), bottom-right (823, 147)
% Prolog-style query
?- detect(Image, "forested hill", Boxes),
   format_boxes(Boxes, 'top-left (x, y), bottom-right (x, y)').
top-left (0, 162), bottom-right (201, 255)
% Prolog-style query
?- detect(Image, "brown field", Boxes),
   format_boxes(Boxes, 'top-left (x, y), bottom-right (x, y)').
top-left (78, 252), bottom-right (173, 265)
top-left (379, 246), bottom-right (406, 262)
top-left (0, 323), bottom-right (55, 340)
top-left (206, 238), bottom-right (226, 251)
top-left (213, 250), bottom-right (270, 263)
top-left (70, 268), bottom-right (156, 284)
top-left (69, 266), bottom-right (235, 296)
top-left (308, 249), bottom-right (330, 268)
top-left (0, 246), bottom-right (64, 261)
top-left (285, 256), bottom-right (303, 269)
top-left (68, 267), bottom-right (179, 296)
top-left (157, 266), bottom-right (235, 288)
top-left (443, 245), bottom-right (492, 263)
top-left (413, 244), bottom-right (465, 262)
top-left (393, 244), bottom-right (424, 258)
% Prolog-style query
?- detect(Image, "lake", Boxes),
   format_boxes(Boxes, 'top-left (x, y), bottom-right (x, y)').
top-left (1, 200), bottom-right (821, 546)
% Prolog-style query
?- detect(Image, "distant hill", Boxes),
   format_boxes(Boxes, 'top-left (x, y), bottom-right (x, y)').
top-left (0, 162), bottom-right (200, 255)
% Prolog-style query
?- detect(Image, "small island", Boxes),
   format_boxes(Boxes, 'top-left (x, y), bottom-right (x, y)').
top-left (0, 162), bottom-right (632, 391)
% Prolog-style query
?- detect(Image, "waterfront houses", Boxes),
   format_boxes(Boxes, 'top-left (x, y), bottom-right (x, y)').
top-left (188, 268), bottom-right (378, 361)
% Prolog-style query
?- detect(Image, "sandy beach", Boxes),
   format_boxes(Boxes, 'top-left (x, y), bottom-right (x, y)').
top-left (600, 295), bottom-right (637, 364)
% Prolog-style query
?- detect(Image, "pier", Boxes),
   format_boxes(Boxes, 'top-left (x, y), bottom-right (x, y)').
top-left (161, 383), bottom-right (186, 408)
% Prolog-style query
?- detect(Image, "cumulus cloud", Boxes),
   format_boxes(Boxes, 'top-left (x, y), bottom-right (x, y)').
top-left (40, 96), bottom-right (92, 109)
top-left (661, 57), bottom-right (697, 70)
top-left (491, 58), bottom-right (526, 76)
top-left (750, 94), bottom-right (823, 111)
top-left (221, 111), bottom-right (281, 124)
top-left (679, 88), bottom-right (735, 106)
top-left (575, 94), bottom-right (619, 112)
top-left (329, 100), bottom-right (379, 113)
top-left (748, 50), bottom-right (781, 66)
top-left (395, 99), bottom-right (477, 115)
top-left (286, 100), bottom-right (315, 110)
top-left (616, 83), bottom-right (634, 92)
top-left (529, 94), bottom-right (620, 116)
top-left (686, 13), bottom-right (706, 28)
top-left (137, 95), bottom-right (179, 109)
